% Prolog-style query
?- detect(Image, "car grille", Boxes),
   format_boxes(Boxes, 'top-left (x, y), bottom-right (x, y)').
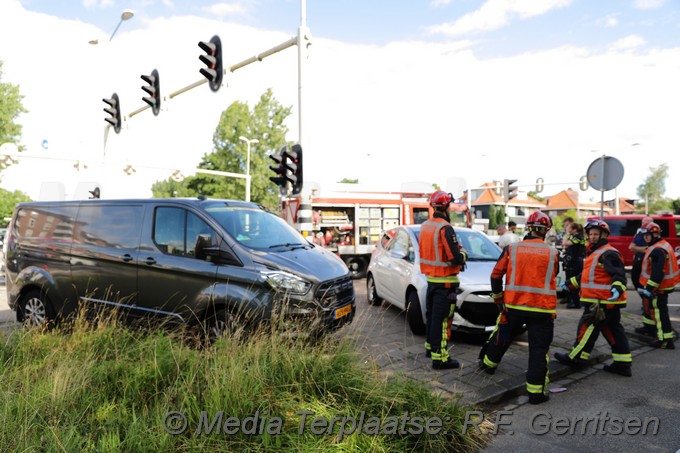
top-left (458, 291), bottom-right (500, 326)
top-left (315, 275), bottom-right (355, 308)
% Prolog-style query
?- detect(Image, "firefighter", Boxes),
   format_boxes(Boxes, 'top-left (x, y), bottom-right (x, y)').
top-left (554, 220), bottom-right (633, 376)
top-left (478, 211), bottom-right (558, 404)
top-left (419, 190), bottom-right (467, 370)
top-left (636, 221), bottom-right (680, 349)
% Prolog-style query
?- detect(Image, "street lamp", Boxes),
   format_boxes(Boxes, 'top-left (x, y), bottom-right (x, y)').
top-left (109, 9), bottom-right (135, 42)
top-left (239, 136), bottom-right (259, 202)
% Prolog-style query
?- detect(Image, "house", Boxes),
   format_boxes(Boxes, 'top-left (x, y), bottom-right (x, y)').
top-left (468, 182), bottom-right (545, 230)
top-left (604, 197), bottom-right (637, 214)
top-left (543, 189), bottom-right (612, 219)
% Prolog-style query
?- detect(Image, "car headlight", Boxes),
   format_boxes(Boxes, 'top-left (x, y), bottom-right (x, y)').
top-left (263, 271), bottom-right (312, 295)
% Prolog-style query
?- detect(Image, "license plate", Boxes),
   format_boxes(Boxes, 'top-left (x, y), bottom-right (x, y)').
top-left (334, 304), bottom-right (352, 320)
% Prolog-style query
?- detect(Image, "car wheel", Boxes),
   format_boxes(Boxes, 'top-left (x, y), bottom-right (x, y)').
top-left (366, 274), bottom-right (382, 306)
top-left (204, 308), bottom-right (239, 343)
top-left (345, 257), bottom-right (367, 279)
top-left (20, 289), bottom-right (55, 329)
top-left (406, 290), bottom-right (426, 335)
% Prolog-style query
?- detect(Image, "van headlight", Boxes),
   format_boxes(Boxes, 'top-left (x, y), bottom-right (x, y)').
top-left (263, 271), bottom-right (312, 295)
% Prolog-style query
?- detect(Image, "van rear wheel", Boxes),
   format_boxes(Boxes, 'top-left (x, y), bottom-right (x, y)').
top-left (20, 289), bottom-right (55, 329)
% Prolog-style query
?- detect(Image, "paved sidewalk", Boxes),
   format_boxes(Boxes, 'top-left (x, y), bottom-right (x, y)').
top-left (343, 282), bottom-right (678, 407)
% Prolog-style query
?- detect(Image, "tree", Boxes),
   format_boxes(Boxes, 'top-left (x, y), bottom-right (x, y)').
top-left (151, 89), bottom-right (292, 209)
top-left (637, 163), bottom-right (670, 214)
top-left (0, 61), bottom-right (28, 171)
top-left (338, 178), bottom-right (358, 184)
top-left (0, 188), bottom-right (31, 226)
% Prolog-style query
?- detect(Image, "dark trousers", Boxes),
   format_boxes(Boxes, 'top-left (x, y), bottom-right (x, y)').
top-left (644, 293), bottom-right (674, 341)
top-left (425, 282), bottom-right (456, 362)
top-left (481, 309), bottom-right (554, 395)
top-left (569, 304), bottom-right (632, 364)
top-left (565, 265), bottom-right (582, 307)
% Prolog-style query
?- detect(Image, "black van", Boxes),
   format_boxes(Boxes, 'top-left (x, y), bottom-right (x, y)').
top-left (2, 198), bottom-right (355, 336)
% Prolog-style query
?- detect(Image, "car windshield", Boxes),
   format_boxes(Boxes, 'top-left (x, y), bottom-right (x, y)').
top-left (413, 228), bottom-right (501, 261)
top-left (205, 206), bottom-right (309, 251)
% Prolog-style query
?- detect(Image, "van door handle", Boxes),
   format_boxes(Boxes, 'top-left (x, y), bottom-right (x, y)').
top-left (145, 257), bottom-right (157, 266)
top-left (121, 254), bottom-right (133, 262)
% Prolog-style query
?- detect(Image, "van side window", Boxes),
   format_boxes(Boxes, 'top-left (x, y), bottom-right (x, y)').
top-left (656, 220), bottom-right (670, 236)
top-left (14, 206), bottom-right (77, 242)
top-left (154, 207), bottom-right (216, 258)
top-left (675, 221), bottom-right (680, 239)
top-left (76, 205), bottom-right (143, 249)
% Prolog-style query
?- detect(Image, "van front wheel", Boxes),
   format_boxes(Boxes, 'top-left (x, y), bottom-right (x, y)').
top-left (20, 290), bottom-right (55, 329)
top-left (205, 308), bottom-right (241, 342)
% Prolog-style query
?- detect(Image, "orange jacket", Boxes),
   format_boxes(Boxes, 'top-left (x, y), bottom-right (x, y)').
top-left (580, 244), bottom-right (627, 304)
top-left (419, 217), bottom-right (463, 282)
top-left (640, 240), bottom-right (680, 291)
top-left (492, 238), bottom-right (558, 314)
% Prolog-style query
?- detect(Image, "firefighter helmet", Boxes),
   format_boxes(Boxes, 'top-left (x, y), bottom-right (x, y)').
top-left (585, 219), bottom-right (610, 236)
top-left (429, 190), bottom-right (453, 208)
top-left (640, 221), bottom-right (661, 235)
top-left (527, 211), bottom-right (552, 230)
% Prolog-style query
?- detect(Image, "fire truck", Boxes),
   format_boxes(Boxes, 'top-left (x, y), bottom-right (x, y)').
top-left (281, 184), bottom-right (470, 279)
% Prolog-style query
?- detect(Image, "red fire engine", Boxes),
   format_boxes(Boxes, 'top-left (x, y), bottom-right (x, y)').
top-left (281, 184), bottom-right (470, 278)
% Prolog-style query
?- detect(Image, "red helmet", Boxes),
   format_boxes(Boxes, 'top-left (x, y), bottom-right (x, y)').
top-left (527, 211), bottom-right (552, 229)
top-left (585, 219), bottom-right (610, 235)
top-left (430, 190), bottom-right (453, 208)
top-left (641, 221), bottom-right (661, 235)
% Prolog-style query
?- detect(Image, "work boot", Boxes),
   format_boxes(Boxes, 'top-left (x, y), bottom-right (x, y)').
top-left (432, 359), bottom-right (460, 370)
top-left (478, 361), bottom-right (496, 375)
top-left (603, 363), bottom-right (632, 377)
top-left (650, 339), bottom-right (675, 349)
top-left (528, 393), bottom-right (550, 405)
top-left (554, 351), bottom-right (583, 367)
top-left (634, 326), bottom-right (656, 337)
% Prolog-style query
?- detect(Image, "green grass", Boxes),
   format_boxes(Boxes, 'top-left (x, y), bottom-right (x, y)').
top-left (0, 316), bottom-right (489, 452)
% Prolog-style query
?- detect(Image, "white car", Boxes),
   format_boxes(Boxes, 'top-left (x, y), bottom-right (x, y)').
top-left (366, 225), bottom-right (502, 335)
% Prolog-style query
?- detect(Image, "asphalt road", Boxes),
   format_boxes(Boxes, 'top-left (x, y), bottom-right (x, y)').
top-left (481, 347), bottom-right (680, 452)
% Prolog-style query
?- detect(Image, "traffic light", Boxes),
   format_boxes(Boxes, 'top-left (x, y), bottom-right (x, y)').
top-left (503, 179), bottom-right (518, 202)
top-left (285, 144), bottom-right (303, 195)
top-left (198, 35), bottom-right (223, 92)
top-left (141, 69), bottom-right (161, 116)
top-left (103, 93), bottom-right (122, 134)
top-left (269, 148), bottom-right (288, 193)
top-left (579, 175), bottom-right (589, 191)
top-left (535, 177), bottom-right (544, 193)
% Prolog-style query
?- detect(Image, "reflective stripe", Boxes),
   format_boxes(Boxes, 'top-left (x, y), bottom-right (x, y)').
top-left (526, 383), bottom-right (544, 394)
top-left (569, 323), bottom-right (595, 360)
top-left (505, 304), bottom-right (556, 314)
top-left (505, 242), bottom-right (557, 296)
top-left (612, 353), bottom-right (632, 363)
top-left (426, 275), bottom-right (460, 283)
top-left (484, 355), bottom-right (498, 368)
top-left (420, 220), bottom-right (449, 267)
top-left (641, 241), bottom-right (680, 289)
top-left (580, 245), bottom-right (626, 302)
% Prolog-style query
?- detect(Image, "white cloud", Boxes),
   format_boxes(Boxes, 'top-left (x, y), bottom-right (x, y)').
top-left (82, 0), bottom-right (115, 8)
top-left (633, 0), bottom-right (666, 10)
top-left (428, 0), bottom-right (573, 36)
top-left (202, 2), bottom-right (249, 18)
top-left (609, 34), bottom-right (646, 51)
top-left (603, 15), bottom-right (619, 27)
top-left (430, 0), bottom-right (452, 6)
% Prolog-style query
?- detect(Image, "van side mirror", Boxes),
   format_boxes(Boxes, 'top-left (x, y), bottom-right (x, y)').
top-left (195, 234), bottom-right (241, 266)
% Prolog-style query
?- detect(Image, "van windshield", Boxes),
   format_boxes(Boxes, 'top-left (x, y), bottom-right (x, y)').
top-left (205, 206), bottom-right (308, 251)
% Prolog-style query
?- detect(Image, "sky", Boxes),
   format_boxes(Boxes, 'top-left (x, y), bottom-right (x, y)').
top-left (1, 0), bottom-right (680, 204)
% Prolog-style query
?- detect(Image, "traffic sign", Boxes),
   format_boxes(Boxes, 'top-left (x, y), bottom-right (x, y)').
top-left (586, 155), bottom-right (624, 191)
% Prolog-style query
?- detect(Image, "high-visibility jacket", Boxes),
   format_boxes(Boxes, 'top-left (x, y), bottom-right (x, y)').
top-left (419, 218), bottom-right (461, 282)
top-left (580, 244), bottom-right (626, 304)
top-left (640, 240), bottom-right (680, 291)
top-left (503, 239), bottom-right (558, 314)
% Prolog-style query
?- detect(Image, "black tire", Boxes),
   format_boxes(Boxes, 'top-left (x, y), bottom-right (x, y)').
top-left (204, 308), bottom-right (238, 343)
top-left (366, 274), bottom-right (382, 306)
top-left (345, 257), bottom-right (367, 279)
top-left (406, 290), bottom-right (426, 335)
top-left (20, 289), bottom-right (55, 329)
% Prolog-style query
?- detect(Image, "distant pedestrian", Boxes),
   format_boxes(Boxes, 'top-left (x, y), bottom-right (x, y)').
top-left (498, 221), bottom-right (520, 248)
top-left (479, 211), bottom-right (558, 404)
top-left (630, 216), bottom-right (653, 331)
top-left (554, 220), bottom-right (632, 376)
top-left (419, 190), bottom-right (468, 370)
top-left (636, 221), bottom-right (680, 349)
